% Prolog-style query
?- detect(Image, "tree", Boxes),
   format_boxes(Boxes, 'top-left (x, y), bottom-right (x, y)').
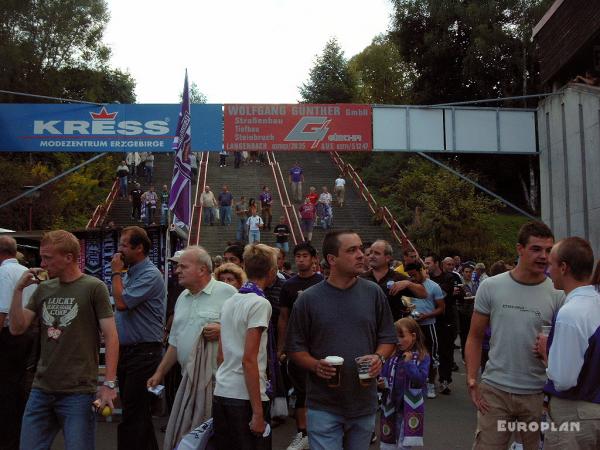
top-left (349, 34), bottom-right (416, 104)
top-left (0, 0), bottom-right (135, 104)
top-left (299, 38), bottom-right (357, 103)
top-left (389, 0), bottom-right (553, 105)
top-left (0, 0), bottom-right (136, 230)
top-left (180, 81), bottom-right (207, 104)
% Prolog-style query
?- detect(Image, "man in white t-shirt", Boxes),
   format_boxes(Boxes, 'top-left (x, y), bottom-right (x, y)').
top-left (334, 175), bottom-right (346, 207)
top-left (0, 236), bottom-right (37, 449)
top-left (465, 221), bottom-right (565, 450)
top-left (247, 209), bottom-right (264, 244)
top-left (213, 244), bottom-right (277, 449)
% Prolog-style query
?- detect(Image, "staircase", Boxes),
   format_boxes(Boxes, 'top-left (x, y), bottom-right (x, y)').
top-left (104, 153), bottom-right (175, 227)
top-left (274, 152), bottom-right (402, 257)
top-left (194, 151), bottom-right (404, 260)
top-left (195, 155), bottom-right (288, 257)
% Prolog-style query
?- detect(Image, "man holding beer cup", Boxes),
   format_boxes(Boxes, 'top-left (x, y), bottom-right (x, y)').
top-left (285, 230), bottom-right (397, 450)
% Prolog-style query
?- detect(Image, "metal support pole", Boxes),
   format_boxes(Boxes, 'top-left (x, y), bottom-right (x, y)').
top-left (0, 153), bottom-right (109, 210)
top-left (416, 152), bottom-right (539, 221)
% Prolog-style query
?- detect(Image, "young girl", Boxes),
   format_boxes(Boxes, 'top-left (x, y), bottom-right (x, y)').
top-left (380, 317), bottom-right (430, 449)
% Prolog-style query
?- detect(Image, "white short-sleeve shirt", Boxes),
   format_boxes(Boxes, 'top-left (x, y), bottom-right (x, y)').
top-left (215, 292), bottom-right (272, 401)
top-left (168, 278), bottom-right (236, 371)
top-left (0, 258), bottom-right (36, 327)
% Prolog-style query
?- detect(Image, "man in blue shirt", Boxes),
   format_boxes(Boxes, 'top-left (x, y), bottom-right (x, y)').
top-left (289, 162), bottom-right (304, 203)
top-left (218, 185), bottom-right (233, 227)
top-left (111, 226), bottom-right (166, 450)
top-left (539, 237), bottom-right (600, 449)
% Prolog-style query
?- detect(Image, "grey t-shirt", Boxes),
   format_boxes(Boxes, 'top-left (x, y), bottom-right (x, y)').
top-left (285, 277), bottom-right (397, 417)
top-left (475, 271), bottom-right (565, 394)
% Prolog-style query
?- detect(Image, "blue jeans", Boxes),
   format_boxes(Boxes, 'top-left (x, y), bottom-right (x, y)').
top-left (119, 177), bottom-right (127, 197)
top-left (237, 218), bottom-right (247, 241)
top-left (275, 242), bottom-right (289, 253)
top-left (160, 204), bottom-right (169, 225)
top-left (249, 230), bottom-right (260, 244)
top-left (21, 388), bottom-right (96, 450)
top-left (220, 205), bottom-right (232, 225)
top-left (307, 409), bottom-right (376, 450)
top-left (203, 207), bottom-right (215, 225)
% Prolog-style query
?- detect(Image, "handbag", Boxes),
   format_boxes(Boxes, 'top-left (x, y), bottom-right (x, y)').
top-left (175, 418), bottom-right (216, 450)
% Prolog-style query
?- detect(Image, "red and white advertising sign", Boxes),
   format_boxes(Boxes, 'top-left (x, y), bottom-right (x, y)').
top-left (224, 104), bottom-right (372, 152)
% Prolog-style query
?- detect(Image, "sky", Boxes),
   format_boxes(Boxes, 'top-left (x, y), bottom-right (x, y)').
top-left (103, 0), bottom-right (393, 104)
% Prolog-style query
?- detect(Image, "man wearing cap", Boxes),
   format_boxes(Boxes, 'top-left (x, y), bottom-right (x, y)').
top-left (147, 247), bottom-right (236, 441)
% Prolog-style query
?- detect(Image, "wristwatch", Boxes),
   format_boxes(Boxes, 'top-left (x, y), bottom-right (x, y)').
top-left (103, 380), bottom-right (117, 389)
top-left (375, 352), bottom-right (386, 365)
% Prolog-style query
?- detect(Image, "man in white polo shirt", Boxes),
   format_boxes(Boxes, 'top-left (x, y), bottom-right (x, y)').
top-left (147, 245), bottom-right (236, 386)
top-left (539, 237), bottom-right (600, 449)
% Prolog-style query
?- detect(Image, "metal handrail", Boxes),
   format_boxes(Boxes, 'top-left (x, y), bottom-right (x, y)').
top-left (271, 152), bottom-right (304, 243)
top-left (86, 178), bottom-right (119, 229)
top-left (329, 152), bottom-right (418, 256)
top-left (189, 152), bottom-right (210, 246)
top-left (266, 152), bottom-right (301, 245)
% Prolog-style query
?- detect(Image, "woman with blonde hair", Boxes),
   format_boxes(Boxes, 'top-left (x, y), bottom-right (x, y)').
top-left (214, 262), bottom-right (247, 290)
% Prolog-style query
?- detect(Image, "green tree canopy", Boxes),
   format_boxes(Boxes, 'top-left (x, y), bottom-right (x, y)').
top-left (0, 0), bottom-right (135, 104)
top-left (299, 37), bottom-right (356, 103)
top-left (180, 81), bottom-right (207, 104)
top-left (0, 0), bottom-right (136, 230)
top-left (349, 34), bottom-right (416, 104)
top-left (389, 0), bottom-right (552, 105)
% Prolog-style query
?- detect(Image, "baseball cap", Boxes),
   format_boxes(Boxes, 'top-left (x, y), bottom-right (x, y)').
top-left (168, 250), bottom-right (185, 263)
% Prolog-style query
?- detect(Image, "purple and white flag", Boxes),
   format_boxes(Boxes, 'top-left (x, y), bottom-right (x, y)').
top-left (168, 71), bottom-right (192, 227)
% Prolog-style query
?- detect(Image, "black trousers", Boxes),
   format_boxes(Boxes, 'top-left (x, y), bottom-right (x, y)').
top-left (117, 342), bottom-right (162, 450)
top-left (0, 328), bottom-right (34, 450)
top-left (457, 303), bottom-right (474, 361)
top-left (435, 322), bottom-right (455, 384)
top-left (213, 396), bottom-right (271, 450)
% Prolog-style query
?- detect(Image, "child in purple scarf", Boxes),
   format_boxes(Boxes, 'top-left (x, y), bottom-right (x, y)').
top-left (380, 318), bottom-right (430, 449)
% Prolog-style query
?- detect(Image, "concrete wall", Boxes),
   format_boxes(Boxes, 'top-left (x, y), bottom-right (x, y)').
top-left (538, 84), bottom-right (600, 255)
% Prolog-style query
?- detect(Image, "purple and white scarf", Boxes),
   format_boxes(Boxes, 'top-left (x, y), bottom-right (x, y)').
top-left (380, 352), bottom-right (425, 448)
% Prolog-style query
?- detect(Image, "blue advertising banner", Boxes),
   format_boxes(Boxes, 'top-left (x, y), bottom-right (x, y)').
top-left (0, 103), bottom-right (222, 152)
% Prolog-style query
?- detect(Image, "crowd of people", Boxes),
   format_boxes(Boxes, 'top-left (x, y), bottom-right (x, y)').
top-left (1, 219), bottom-right (599, 450)
top-left (115, 153), bottom-right (170, 227)
top-left (198, 163), bottom-right (346, 248)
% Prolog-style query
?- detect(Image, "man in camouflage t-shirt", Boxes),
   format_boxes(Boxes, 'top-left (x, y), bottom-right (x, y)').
top-left (9, 230), bottom-right (119, 449)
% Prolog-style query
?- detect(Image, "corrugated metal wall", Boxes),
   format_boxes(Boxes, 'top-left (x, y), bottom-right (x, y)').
top-left (538, 84), bottom-right (600, 254)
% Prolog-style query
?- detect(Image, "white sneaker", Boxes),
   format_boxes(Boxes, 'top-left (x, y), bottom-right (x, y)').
top-left (287, 432), bottom-right (309, 450)
top-left (427, 383), bottom-right (437, 399)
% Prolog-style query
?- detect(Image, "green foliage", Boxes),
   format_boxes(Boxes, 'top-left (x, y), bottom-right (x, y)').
top-left (346, 153), bottom-right (529, 261)
top-left (389, 0), bottom-right (553, 105)
top-left (348, 34), bottom-right (416, 104)
top-left (299, 38), bottom-right (357, 103)
top-left (184, 82), bottom-right (208, 104)
top-left (0, 0), bottom-right (135, 104)
top-left (0, 153), bottom-right (120, 230)
top-left (0, 0), bottom-right (136, 230)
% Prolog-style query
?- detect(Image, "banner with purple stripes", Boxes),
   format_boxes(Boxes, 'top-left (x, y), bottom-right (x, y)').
top-left (168, 71), bottom-right (192, 227)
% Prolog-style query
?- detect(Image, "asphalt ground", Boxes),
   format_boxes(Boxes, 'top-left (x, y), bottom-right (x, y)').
top-left (52, 349), bottom-right (479, 449)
